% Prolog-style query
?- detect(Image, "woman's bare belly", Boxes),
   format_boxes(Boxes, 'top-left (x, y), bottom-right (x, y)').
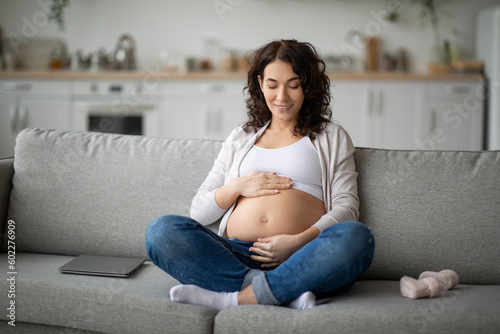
top-left (226, 189), bottom-right (326, 242)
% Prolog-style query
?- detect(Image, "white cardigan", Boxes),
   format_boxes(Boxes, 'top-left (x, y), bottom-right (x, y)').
top-left (190, 121), bottom-right (360, 236)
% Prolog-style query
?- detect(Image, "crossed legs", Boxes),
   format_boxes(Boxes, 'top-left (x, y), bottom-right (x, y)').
top-left (145, 215), bottom-right (375, 310)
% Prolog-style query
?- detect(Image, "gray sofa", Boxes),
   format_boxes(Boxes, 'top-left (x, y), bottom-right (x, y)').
top-left (1, 128), bottom-right (499, 334)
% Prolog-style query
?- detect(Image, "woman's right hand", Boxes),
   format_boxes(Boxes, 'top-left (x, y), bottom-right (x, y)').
top-left (235, 172), bottom-right (293, 198)
top-left (215, 172), bottom-right (292, 210)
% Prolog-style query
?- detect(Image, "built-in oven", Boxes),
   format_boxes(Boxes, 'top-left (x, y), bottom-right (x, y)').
top-left (71, 80), bottom-right (160, 137)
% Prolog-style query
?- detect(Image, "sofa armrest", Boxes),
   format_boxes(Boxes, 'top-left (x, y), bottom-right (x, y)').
top-left (0, 157), bottom-right (14, 247)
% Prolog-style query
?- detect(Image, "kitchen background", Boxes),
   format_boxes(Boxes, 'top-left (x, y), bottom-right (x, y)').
top-left (1, 0), bottom-right (499, 157)
top-left (1, 0), bottom-right (498, 72)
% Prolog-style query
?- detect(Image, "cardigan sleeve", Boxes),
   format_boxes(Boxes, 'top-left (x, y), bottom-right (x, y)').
top-left (189, 129), bottom-right (238, 225)
top-left (313, 124), bottom-right (360, 231)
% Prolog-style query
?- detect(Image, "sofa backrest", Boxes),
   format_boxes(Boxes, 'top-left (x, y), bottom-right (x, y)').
top-left (3, 128), bottom-right (221, 259)
top-left (355, 148), bottom-right (500, 285)
top-left (3, 129), bottom-right (499, 284)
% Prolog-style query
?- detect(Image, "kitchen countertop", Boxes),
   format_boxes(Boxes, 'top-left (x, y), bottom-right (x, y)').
top-left (0, 70), bottom-right (483, 81)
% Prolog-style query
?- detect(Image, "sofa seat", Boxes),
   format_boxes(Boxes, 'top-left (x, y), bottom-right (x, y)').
top-left (3, 253), bottom-right (498, 334)
top-left (214, 281), bottom-right (500, 334)
top-left (0, 253), bottom-right (218, 334)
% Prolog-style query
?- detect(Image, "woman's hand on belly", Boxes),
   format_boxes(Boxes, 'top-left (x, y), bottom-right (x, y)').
top-left (215, 172), bottom-right (293, 210)
top-left (250, 226), bottom-right (321, 268)
top-left (250, 234), bottom-right (302, 268)
top-left (236, 172), bottom-right (293, 198)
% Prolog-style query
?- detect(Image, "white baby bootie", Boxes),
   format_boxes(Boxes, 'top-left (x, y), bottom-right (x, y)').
top-left (400, 276), bottom-right (441, 299)
top-left (419, 269), bottom-right (459, 291)
top-left (400, 269), bottom-right (459, 299)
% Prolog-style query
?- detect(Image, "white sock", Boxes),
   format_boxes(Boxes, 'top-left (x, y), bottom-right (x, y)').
top-left (287, 291), bottom-right (316, 310)
top-left (170, 284), bottom-right (238, 310)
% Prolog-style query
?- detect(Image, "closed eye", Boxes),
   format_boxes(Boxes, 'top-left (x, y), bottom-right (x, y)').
top-left (267, 85), bottom-right (299, 89)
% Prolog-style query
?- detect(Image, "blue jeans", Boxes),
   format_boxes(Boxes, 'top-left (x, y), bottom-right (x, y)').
top-left (145, 215), bottom-right (374, 305)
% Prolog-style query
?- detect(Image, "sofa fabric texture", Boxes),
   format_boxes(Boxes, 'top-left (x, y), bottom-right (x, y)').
top-left (2, 128), bottom-right (220, 258)
top-left (2, 253), bottom-right (217, 334)
top-left (1, 128), bottom-right (499, 333)
top-left (213, 282), bottom-right (500, 334)
top-left (355, 149), bottom-right (500, 284)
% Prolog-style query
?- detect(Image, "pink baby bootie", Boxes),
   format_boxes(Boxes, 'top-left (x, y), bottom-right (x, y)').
top-left (400, 276), bottom-right (441, 299)
top-left (419, 269), bottom-right (459, 291)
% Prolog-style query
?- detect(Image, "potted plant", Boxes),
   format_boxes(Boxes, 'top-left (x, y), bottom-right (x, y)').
top-left (409, 0), bottom-right (454, 73)
top-left (48, 0), bottom-right (70, 31)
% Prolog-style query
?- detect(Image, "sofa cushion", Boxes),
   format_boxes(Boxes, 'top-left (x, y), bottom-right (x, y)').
top-left (354, 148), bottom-right (500, 284)
top-left (3, 128), bottom-right (222, 258)
top-left (0, 253), bottom-right (217, 333)
top-left (213, 281), bottom-right (500, 334)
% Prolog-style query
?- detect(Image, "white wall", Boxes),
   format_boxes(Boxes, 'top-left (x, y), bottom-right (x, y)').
top-left (1, 0), bottom-right (499, 72)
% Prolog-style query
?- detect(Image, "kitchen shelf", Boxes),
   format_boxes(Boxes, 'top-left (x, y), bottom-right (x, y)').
top-left (0, 70), bottom-right (483, 82)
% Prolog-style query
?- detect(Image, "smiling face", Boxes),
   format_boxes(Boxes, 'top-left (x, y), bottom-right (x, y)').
top-left (258, 60), bottom-right (305, 127)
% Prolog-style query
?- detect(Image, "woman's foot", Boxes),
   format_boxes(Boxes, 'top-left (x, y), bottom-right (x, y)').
top-left (170, 284), bottom-right (316, 310)
top-left (170, 284), bottom-right (238, 310)
top-left (287, 291), bottom-right (316, 310)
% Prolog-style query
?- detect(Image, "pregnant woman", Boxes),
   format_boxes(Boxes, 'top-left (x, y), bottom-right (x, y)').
top-left (145, 39), bottom-right (375, 310)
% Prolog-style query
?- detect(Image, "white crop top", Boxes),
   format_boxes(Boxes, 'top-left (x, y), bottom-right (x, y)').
top-left (239, 136), bottom-right (323, 201)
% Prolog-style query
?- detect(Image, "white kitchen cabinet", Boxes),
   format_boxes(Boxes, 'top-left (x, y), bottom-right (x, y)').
top-left (159, 81), bottom-right (247, 140)
top-left (416, 81), bottom-right (484, 150)
top-left (0, 75), bottom-right (483, 157)
top-left (331, 80), bottom-right (424, 149)
top-left (374, 81), bottom-right (424, 149)
top-left (330, 81), bottom-right (366, 146)
top-left (0, 80), bottom-right (70, 158)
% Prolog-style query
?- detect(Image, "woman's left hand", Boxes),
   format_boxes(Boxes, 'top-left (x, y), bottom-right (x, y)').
top-left (250, 234), bottom-right (303, 268)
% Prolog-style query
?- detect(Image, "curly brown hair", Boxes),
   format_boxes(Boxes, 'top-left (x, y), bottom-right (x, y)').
top-left (243, 39), bottom-right (332, 138)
